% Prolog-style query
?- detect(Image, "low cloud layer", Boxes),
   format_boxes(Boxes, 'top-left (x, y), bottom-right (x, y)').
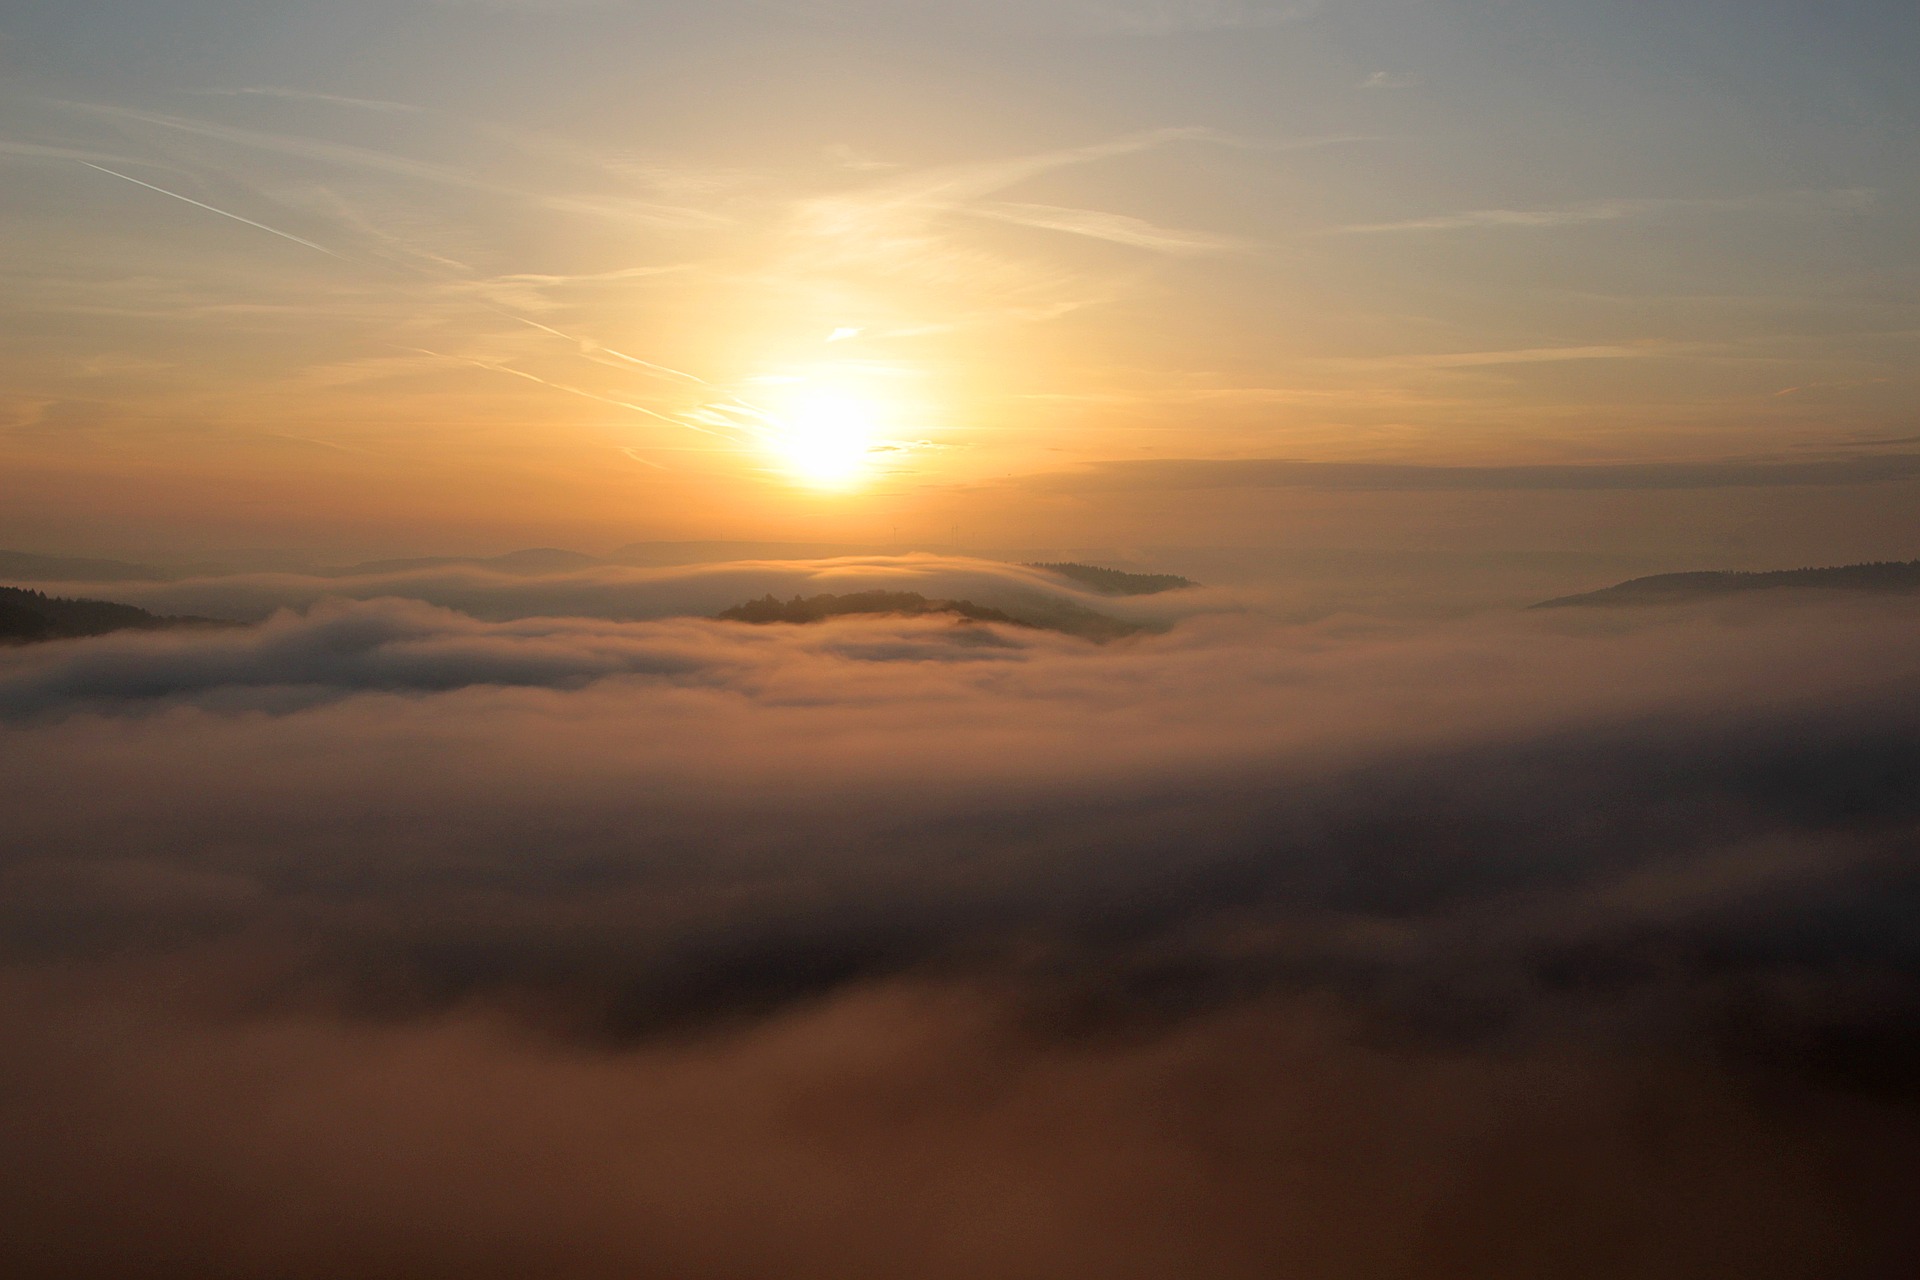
top-left (4, 582), bottom-right (1920, 1275)
top-left (10, 553), bottom-right (1229, 628)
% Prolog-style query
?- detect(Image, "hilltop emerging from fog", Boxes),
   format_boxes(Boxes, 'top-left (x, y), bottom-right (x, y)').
top-left (0, 586), bottom-right (225, 645)
top-left (717, 588), bottom-right (1144, 641)
top-left (1025, 562), bottom-right (1195, 596)
top-left (718, 590), bottom-right (1026, 628)
top-left (1536, 559), bottom-right (1920, 608)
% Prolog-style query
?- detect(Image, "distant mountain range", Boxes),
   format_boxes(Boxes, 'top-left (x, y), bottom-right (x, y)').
top-left (1535, 560), bottom-right (1920, 608)
top-left (0, 550), bottom-right (173, 583)
top-left (611, 541), bottom-right (885, 566)
top-left (317, 548), bottom-right (600, 577)
top-left (0, 587), bottom-right (228, 644)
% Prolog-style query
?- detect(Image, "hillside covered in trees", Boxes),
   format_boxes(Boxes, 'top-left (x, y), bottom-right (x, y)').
top-left (0, 587), bottom-right (224, 644)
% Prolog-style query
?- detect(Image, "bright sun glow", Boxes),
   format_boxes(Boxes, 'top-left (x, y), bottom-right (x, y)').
top-left (766, 383), bottom-right (885, 489)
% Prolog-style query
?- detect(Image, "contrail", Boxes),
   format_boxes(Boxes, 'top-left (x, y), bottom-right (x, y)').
top-left (500, 312), bottom-right (707, 386)
top-left (76, 154), bottom-right (733, 447)
top-left (81, 160), bottom-right (709, 400)
top-left (80, 161), bottom-right (346, 259)
top-left (405, 347), bottom-right (740, 442)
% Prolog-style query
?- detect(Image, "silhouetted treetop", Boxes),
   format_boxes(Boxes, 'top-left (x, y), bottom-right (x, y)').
top-left (0, 586), bottom-right (227, 644)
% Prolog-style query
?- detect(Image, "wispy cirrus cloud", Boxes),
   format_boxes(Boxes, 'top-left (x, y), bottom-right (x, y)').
top-left (792, 127), bottom-right (1218, 239)
top-left (200, 86), bottom-right (425, 114)
top-left (1076, 0), bottom-right (1320, 33)
top-left (0, 139), bottom-right (166, 167)
top-left (795, 126), bottom-right (1344, 273)
top-left (1337, 188), bottom-right (1875, 234)
top-left (783, 0), bottom-right (1319, 35)
top-left (962, 201), bottom-right (1257, 254)
top-left (60, 100), bottom-right (729, 229)
top-left (1311, 344), bottom-right (1662, 371)
top-left (769, 127), bottom-right (1250, 333)
top-left (5, 89), bottom-right (1325, 470)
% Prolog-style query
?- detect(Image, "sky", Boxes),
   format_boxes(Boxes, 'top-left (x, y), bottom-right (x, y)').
top-left (3, 0), bottom-right (1918, 562)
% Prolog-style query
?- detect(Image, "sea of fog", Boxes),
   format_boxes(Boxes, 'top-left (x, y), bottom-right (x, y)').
top-left (3, 556), bottom-right (1919, 1277)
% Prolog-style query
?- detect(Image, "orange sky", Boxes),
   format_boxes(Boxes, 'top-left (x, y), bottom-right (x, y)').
top-left (2, 1), bottom-right (1918, 561)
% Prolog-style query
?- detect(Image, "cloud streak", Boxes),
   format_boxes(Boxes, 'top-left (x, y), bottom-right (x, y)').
top-left (62, 100), bottom-right (728, 228)
top-left (1336, 188), bottom-right (1876, 234)
top-left (962, 201), bottom-right (1256, 254)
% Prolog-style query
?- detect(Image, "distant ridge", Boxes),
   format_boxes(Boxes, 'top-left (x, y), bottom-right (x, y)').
top-left (1027, 562), bottom-right (1195, 596)
top-left (1534, 559), bottom-right (1920, 608)
top-left (613, 541), bottom-right (879, 566)
top-left (325, 548), bottom-right (600, 577)
top-left (0, 550), bottom-right (170, 583)
top-left (0, 586), bottom-right (228, 644)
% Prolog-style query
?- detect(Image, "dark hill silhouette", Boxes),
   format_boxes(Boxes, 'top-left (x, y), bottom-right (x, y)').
top-left (1535, 559), bottom-right (1920, 609)
top-left (1027, 562), bottom-right (1195, 595)
top-left (0, 587), bottom-right (227, 644)
top-left (717, 591), bottom-right (1142, 641)
top-left (719, 590), bottom-right (1024, 627)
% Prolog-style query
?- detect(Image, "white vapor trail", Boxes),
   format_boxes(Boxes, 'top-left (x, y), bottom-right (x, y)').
top-left (407, 347), bottom-right (740, 442)
top-left (501, 313), bottom-right (708, 385)
top-left (80, 161), bottom-right (347, 259)
top-left (73, 158), bottom-right (721, 449)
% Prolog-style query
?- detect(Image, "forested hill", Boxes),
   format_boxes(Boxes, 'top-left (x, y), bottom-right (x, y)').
top-left (717, 590), bottom-right (1143, 641)
top-left (0, 587), bottom-right (223, 644)
top-left (718, 590), bottom-right (1025, 627)
top-left (1534, 560), bottom-right (1920, 609)
top-left (1026, 562), bottom-right (1195, 595)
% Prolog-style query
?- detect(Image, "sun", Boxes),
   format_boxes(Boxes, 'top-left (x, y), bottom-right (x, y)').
top-left (765, 382), bottom-right (885, 489)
